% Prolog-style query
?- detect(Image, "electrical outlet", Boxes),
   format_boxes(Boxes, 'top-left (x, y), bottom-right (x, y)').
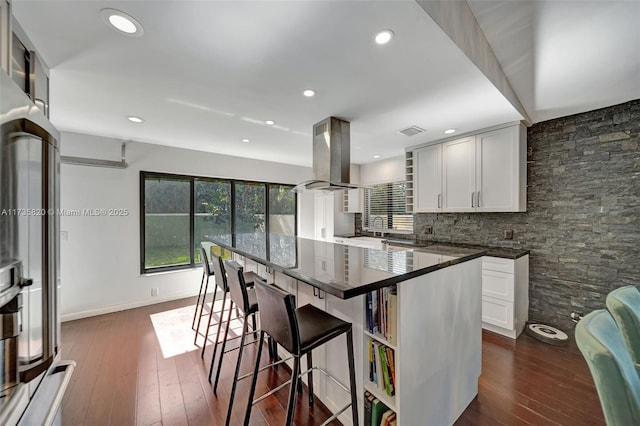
top-left (151, 287), bottom-right (159, 297)
top-left (425, 225), bottom-right (433, 234)
top-left (504, 229), bottom-right (514, 240)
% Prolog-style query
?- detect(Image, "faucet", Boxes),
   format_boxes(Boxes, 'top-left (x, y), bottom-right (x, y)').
top-left (371, 216), bottom-right (385, 237)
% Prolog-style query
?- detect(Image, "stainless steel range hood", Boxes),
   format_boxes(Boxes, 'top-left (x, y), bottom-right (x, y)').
top-left (292, 117), bottom-right (361, 192)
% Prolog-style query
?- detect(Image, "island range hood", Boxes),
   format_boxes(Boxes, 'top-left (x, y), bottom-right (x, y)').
top-left (292, 117), bottom-right (361, 192)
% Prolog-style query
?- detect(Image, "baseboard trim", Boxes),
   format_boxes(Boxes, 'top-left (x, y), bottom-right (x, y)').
top-left (61, 291), bottom-right (199, 322)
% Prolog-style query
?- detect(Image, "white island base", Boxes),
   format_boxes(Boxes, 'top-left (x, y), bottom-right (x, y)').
top-left (248, 256), bottom-right (483, 426)
top-left (394, 257), bottom-right (482, 425)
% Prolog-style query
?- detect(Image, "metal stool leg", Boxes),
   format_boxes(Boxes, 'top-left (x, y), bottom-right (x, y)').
top-left (346, 328), bottom-right (359, 426)
top-left (285, 357), bottom-right (300, 426)
top-left (224, 315), bottom-right (250, 426)
top-left (191, 270), bottom-right (207, 330)
top-left (194, 281), bottom-right (216, 346)
top-left (202, 288), bottom-right (226, 358)
top-left (243, 330), bottom-right (265, 426)
top-left (306, 351), bottom-right (314, 407)
top-left (211, 299), bottom-right (233, 388)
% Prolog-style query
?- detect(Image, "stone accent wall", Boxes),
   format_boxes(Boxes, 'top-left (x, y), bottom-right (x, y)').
top-left (412, 100), bottom-right (640, 330)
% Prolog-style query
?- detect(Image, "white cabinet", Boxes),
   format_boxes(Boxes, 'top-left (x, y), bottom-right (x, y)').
top-left (410, 123), bottom-right (527, 213)
top-left (475, 125), bottom-right (526, 212)
top-left (413, 144), bottom-right (442, 212)
top-left (314, 191), bottom-right (353, 241)
top-left (0, 0), bottom-right (11, 74)
top-left (314, 193), bottom-right (334, 241)
top-left (442, 136), bottom-right (476, 212)
top-left (481, 255), bottom-right (529, 339)
top-left (343, 189), bottom-right (363, 213)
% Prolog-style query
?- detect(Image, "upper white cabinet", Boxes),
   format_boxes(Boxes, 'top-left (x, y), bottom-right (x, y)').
top-left (1, 0), bottom-right (11, 74)
top-left (414, 144), bottom-right (442, 212)
top-left (343, 188), bottom-right (363, 213)
top-left (475, 125), bottom-right (526, 212)
top-left (409, 123), bottom-right (527, 213)
top-left (442, 136), bottom-right (476, 212)
top-left (314, 193), bottom-right (334, 241)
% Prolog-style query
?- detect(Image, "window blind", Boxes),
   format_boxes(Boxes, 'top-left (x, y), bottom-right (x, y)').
top-left (363, 181), bottom-right (413, 232)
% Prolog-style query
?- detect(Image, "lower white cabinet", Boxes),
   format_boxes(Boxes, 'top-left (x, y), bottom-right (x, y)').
top-left (481, 255), bottom-right (529, 339)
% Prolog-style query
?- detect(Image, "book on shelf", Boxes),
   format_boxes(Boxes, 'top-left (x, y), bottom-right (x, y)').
top-left (364, 390), bottom-right (375, 426)
top-left (366, 286), bottom-right (397, 343)
top-left (387, 290), bottom-right (397, 345)
top-left (384, 411), bottom-right (397, 426)
top-left (368, 339), bottom-right (376, 383)
top-left (368, 339), bottom-right (396, 396)
top-left (386, 346), bottom-right (396, 392)
top-left (380, 409), bottom-right (396, 426)
top-left (373, 341), bottom-right (384, 391)
top-left (367, 292), bottom-right (374, 334)
top-left (371, 397), bottom-right (389, 426)
top-left (378, 344), bottom-right (391, 396)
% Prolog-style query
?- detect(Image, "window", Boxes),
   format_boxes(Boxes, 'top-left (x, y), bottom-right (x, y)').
top-left (234, 182), bottom-right (266, 259)
top-left (194, 178), bottom-right (232, 263)
top-left (140, 172), bottom-right (296, 273)
top-left (363, 181), bottom-right (413, 233)
top-left (268, 184), bottom-right (296, 266)
top-left (143, 175), bottom-right (191, 270)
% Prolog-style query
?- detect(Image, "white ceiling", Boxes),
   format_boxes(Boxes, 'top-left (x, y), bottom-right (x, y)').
top-left (467, 0), bottom-right (640, 124)
top-left (12, 1), bottom-right (640, 167)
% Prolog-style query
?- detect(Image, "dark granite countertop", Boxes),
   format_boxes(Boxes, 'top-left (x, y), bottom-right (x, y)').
top-left (416, 243), bottom-right (529, 259)
top-left (334, 234), bottom-right (529, 259)
top-left (205, 233), bottom-right (485, 299)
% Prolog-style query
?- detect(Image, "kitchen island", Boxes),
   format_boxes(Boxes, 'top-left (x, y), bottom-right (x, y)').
top-left (206, 233), bottom-right (485, 426)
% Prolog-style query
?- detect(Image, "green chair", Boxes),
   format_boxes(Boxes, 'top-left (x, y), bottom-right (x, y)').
top-left (575, 309), bottom-right (640, 425)
top-left (607, 285), bottom-right (640, 371)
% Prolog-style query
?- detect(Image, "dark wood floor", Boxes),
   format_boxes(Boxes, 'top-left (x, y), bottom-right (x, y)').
top-left (60, 297), bottom-right (604, 426)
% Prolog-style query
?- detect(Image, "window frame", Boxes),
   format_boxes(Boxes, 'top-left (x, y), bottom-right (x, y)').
top-left (140, 171), bottom-right (297, 274)
top-left (363, 180), bottom-right (413, 234)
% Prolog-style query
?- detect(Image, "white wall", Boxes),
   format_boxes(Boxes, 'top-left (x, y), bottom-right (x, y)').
top-left (59, 132), bottom-right (312, 321)
top-left (360, 155), bottom-right (405, 185)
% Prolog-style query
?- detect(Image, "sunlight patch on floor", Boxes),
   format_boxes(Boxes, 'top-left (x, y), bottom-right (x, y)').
top-left (150, 299), bottom-right (246, 359)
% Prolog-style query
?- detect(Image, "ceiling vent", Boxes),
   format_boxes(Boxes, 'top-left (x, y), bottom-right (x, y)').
top-left (397, 126), bottom-right (426, 137)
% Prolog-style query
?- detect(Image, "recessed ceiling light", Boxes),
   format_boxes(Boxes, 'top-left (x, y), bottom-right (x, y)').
top-left (242, 138), bottom-right (250, 143)
top-left (375, 29), bottom-right (394, 45)
top-left (373, 155), bottom-right (381, 159)
top-left (100, 9), bottom-right (144, 37)
top-left (265, 120), bottom-right (275, 125)
top-left (303, 89), bottom-right (316, 97)
top-left (127, 116), bottom-right (144, 123)
top-left (444, 128), bottom-right (458, 134)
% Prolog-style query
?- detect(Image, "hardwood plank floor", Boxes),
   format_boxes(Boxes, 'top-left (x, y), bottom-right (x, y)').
top-left (61, 297), bottom-right (604, 425)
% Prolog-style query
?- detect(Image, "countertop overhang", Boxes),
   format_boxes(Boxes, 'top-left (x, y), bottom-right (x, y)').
top-left (205, 233), bottom-right (486, 299)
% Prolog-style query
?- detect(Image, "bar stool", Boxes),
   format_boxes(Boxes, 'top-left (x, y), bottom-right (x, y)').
top-left (210, 260), bottom-right (269, 426)
top-left (244, 280), bottom-right (359, 426)
top-left (192, 243), bottom-right (214, 335)
top-left (200, 250), bottom-right (257, 359)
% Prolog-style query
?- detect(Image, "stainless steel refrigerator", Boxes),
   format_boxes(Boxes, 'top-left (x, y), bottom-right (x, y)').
top-left (0, 70), bottom-right (74, 424)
